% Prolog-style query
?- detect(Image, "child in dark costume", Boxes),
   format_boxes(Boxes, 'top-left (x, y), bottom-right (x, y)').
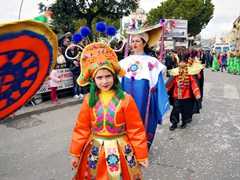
top-left (166, 52), bottom-right (202, 131)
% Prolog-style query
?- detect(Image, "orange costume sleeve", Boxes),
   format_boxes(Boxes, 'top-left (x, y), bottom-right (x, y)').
top-left (70, 94), bottom-right (91, 157)
top-left (123, 94), bottom-right (148, 161)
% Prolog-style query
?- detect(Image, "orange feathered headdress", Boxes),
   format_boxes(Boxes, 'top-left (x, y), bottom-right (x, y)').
top-left (77, 42), bottom-right (126, 86)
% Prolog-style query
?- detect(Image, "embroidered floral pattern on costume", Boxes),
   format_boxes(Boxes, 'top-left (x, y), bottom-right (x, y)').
top-left (124, 144), bottom-right (136, 168)
top-left (106, 97), bottom-right (120, 133)
top-left (127, 60), bottom-right (142, 77)
top-left (92, 100), bottom-right (104, 132)
top-left (93, 95), bottom-right (125, 134)
top-left (88, 146), bottom-right (99, 170)
top-left (148, 61), bottom-right (157, 71)
top-left (106, 148), bottom-right (120, 172)
top-left (90, 174), bottom-right (96, 180)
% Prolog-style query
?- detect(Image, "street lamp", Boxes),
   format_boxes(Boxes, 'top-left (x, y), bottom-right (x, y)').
top-left (18, 0), bottom-right (24, 20)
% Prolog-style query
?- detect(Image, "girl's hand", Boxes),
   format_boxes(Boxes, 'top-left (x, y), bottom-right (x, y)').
top-left (139, 160), bottom-right (149, 167)
top-left (71, 156), bottom-right (80, 170)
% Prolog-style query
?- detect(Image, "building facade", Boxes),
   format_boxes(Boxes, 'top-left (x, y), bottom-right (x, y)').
top-left (232, 15), bottom-right (240, 51)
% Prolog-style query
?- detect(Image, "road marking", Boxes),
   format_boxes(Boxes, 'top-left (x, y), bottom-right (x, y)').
top-left (204, 82), bottom-right (212, 97)
top-left (223, 84), bottom-right (239, 99)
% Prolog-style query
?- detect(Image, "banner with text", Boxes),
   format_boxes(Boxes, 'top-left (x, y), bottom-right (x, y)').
top-left (37, 68), bottom-right (73, 94)
top-left (164, 19), bottom-right (188, 38)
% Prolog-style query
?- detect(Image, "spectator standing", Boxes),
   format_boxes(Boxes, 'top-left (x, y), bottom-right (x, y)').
top-left (58, 32), bottom-right (71, 47)
top-left (165, 50), bottom-right (178, 77)
top-left (205, 50), bottom-right (211, 68)
top-left (56, 47), bottom-right (66, 68)
top-left (69, 54), bottom-right (84, 99)
top-left (49, 65), bottom-right (62, 104)
top-left (200, 50), bottom-right (206, 65)
top-left (60, 37), bottom-right (79, 68)
top-left (165, 51), bottom-right (173, 77)
top-left (117, 40), bottom-right (124, 61)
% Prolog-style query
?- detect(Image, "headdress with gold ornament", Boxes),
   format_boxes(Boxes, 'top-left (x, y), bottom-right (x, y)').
top-left (122, 22), bottom-right (163, 59)
top-left (127, 23), bottom-right (162, 47)
top-left (65, 22), bottom-right (126, 107)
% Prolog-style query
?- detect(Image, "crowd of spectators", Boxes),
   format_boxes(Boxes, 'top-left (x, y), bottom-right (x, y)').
top-left (57, 32), bottom-right (87, 99)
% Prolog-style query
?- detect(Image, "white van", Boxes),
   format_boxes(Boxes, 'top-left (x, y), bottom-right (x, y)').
top-left (212, 43), bottom-right (231, 53)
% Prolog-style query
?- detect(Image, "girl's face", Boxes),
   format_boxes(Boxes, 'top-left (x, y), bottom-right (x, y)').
top-left (179, 60), bottom-right (187, 68)
top-left (94, 69), bottom-right (114, 91)
top-left (131, 36), bottom-right (146, 54)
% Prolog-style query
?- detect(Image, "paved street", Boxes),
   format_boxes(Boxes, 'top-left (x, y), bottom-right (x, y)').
top-left (0, 68), bottom-right (240, 180)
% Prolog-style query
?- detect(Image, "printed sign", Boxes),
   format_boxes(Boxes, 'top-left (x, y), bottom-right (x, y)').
top-left (164, 40), bottom-right (174, 49)
top-left (37, 68), bottom-right (73, 94)
top-left (164, 19), bottom-right (188, 38)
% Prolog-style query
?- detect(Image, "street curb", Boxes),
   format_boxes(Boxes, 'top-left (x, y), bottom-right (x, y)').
top-left (1, 99), bottom-right (84, 124)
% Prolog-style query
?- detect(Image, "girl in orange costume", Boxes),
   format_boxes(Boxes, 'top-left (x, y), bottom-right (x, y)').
top-left (69, 42), bottom-right (148, 180)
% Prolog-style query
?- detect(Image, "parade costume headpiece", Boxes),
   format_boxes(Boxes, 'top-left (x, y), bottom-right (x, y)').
top-left (127, 24), bottom-right (162, 47)
top-left (65, 22), bottom-right (126, 107)
top-left (78, 42), bottom-right (126, 86)
top-left (178, 51), bottom-right (188, 62)
top-left (0, 18), bottom-right (57, 121)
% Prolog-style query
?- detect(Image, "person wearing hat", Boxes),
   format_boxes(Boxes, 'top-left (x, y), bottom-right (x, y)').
top-left (166, 52), bottom-right (202, 131)
top-left (69, 42), bottom-right (149, 180)
top-left (119, 24), bottom-right (170, 150)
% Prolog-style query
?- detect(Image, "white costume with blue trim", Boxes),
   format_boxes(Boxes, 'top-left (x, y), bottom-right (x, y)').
top-left (120, 54), bottom-right (170, 149)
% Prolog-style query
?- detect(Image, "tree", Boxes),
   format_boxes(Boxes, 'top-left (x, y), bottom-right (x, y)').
top-left (38, 0), bottom-right (139, 38)
top-left (147, 0), bottom-right (214, 36)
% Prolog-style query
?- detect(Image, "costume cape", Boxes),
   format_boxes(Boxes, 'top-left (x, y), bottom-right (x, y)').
top-left (166, 68), bottom-right (203, 115)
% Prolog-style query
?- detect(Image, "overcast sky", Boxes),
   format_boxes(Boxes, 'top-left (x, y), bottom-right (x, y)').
top-left (1, 0), bottom-right (240, 39)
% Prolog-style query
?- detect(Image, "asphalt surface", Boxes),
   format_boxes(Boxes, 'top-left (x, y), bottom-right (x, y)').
top-left (0, 68), bottom-right (240, 180)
